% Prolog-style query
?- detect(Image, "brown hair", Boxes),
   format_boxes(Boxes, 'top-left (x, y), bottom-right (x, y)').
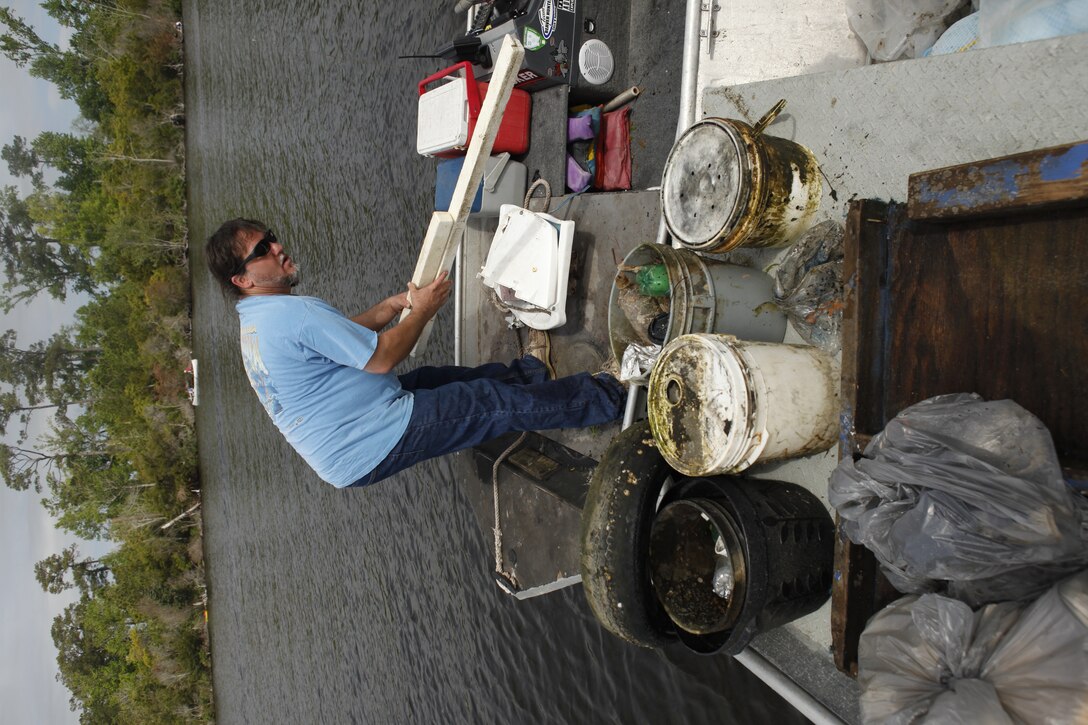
top-left (205, 218), bottom-right (267, 299)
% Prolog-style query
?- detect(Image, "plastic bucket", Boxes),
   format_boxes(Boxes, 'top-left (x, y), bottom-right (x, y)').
top-left (649, 477), bottom-right (834, 655)
top-left (648, 333), bottom-right (837, 476)
top-left (607, 243), bottom-right (786, 363)
top-left (660, 117), bottom-right (821, 253)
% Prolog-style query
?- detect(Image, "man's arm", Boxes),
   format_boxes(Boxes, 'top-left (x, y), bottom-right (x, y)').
top-left (363, 271), bottom-right (452, 373)
top-left (351, 292), bottom-right (410, 332)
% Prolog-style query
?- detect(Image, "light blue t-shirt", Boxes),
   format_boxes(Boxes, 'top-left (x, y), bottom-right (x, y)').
top-left (237, 295), bottom-right (413, 487)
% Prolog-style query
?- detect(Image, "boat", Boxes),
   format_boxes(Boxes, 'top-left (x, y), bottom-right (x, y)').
top-left (434, 2), bottom-right (1088, 723)
top-left (186, 358), bottom-right (199, 407)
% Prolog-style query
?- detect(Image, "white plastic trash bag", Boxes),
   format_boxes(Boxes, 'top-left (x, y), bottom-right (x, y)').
top-left (858, 570), bottom-right (1088, 725)
top-left (980, 0), bottom-right (1088, 47)
top-left (829, 393), bottom-right (1088, 606)
top-left (847, 0), bottom-right (971, 60)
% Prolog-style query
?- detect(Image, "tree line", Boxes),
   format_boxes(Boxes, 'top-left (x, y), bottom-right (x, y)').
top-left (1, 1), bottom-right (212, 722)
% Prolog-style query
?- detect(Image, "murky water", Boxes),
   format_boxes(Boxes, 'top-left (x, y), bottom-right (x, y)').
top-left (183, 1), bottom-right (808, 722)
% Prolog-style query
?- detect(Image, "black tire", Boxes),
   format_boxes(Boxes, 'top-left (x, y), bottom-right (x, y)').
top-left (580, 421), bottom-right (676, 648)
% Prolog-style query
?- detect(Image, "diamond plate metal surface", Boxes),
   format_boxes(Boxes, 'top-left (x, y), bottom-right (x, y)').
top-left (703, 33), bottom-right (1088, 216)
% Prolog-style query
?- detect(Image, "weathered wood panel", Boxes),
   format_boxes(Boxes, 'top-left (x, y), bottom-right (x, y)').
top-left (908, 140), bottom-right (1088, 221)
top-left (833, 200), bottom-right (901, 677)
top-left (881, 209), bottom-right (1088, 472)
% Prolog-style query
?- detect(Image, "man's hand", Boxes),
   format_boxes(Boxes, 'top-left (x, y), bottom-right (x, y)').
top-left (363, 270), bottom-right (453, 374)
top-left (406, 270), bottom-right (452, 321)
top-left (387, 291), bottom-right (411, 313)
top-left (352, 290), bottom-right (411, 331)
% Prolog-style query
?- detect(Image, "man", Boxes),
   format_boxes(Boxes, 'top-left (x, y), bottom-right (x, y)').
top-left (205, 218), bottom-right (626, 487)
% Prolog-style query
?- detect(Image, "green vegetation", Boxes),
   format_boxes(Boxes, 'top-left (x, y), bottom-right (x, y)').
top-left (0, 1), bottom-right (212, 722)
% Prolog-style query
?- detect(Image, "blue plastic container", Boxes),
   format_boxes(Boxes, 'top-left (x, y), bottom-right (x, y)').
top-left (434, 153), bottom-right (527, 217)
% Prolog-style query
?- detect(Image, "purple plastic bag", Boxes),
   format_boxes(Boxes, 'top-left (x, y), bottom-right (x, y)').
top-left (567, 155), bottom-right (593, 193)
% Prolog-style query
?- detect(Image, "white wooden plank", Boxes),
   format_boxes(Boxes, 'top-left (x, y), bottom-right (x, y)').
top-left (404, 212), bottom-right (455, 353)
top-left (403, 34), bottom-right (526, 355)
top-left (408, 211), bottom-right (457, 294)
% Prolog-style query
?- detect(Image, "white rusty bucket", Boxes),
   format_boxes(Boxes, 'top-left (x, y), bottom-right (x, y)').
top-left (648, 334), bottom-right (838, 476)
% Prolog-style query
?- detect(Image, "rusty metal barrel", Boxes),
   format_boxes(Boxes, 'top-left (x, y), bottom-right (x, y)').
top-left (661, 116), bottom-right (822, 253)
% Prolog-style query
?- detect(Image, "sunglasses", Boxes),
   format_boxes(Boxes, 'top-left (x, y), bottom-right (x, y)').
top-left (236, 229), bottom-right (277, 275)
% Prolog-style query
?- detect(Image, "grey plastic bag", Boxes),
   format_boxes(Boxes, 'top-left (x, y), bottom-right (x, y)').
top-left (858, 570), bottom-right (1088, 724)
top-left (772, 220), bottom-right (844, 355)
top-left (829, 393), bottom-right (1088, 606)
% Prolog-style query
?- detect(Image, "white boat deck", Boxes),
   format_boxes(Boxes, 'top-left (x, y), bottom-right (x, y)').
top-left (694, 0), bottom-right (867, 112)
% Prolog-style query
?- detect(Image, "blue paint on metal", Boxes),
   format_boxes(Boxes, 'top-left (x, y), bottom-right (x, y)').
top-left (917, 160), bottom-right (1025, 210)
top-left (838, 407), bottom-right (855, 452)
top-left (1039, 143), bottom-right (1088, 182)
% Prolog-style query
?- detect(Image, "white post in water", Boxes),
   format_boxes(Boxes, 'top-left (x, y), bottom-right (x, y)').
top-left (403, 34), bottom-right (526, 355)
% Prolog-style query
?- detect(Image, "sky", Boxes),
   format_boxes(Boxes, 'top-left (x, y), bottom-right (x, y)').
top-left (0, 2), bottom-right (104, 723)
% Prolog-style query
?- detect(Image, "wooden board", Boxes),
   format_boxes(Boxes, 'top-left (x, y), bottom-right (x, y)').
top-left (878, 206), bottom-right (1087, 473)
top-left (908, 140), bottom-right (1088, 222)
top-left (832, 199), bottom-right (902, 677)
top-left (844, 199), bottom-right (1088, 473)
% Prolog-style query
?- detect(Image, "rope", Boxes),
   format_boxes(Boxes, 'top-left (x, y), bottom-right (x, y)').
top-left (522, 177), bottom-right (584, 218)
top-left (492, 431), bottom-right (527, 585)
top-left (523, 177), bottom-right (551, 211)
top-left (547, 189), bottom-right (584, 218)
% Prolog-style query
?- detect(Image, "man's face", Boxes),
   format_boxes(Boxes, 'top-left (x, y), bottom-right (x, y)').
top-left (233, 228), bottom-right (299, 291)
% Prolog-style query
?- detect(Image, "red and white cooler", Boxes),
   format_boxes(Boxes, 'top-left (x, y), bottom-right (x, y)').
top-left (416, 61), bottom-right (531, 158)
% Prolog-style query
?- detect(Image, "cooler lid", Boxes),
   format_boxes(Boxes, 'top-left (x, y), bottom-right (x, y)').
top-left (661, 120), bottom-right (751, 248)
top-left (416, 77), bottom-right (471, 156)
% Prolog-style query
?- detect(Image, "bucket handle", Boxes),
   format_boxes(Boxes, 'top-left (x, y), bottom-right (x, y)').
top-left (418, 61), bottom-right (482, 111)
top-left (752, 99), bottom-right (787, 136)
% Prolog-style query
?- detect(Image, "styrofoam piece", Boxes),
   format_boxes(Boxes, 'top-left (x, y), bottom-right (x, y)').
top-left (479, 204), bottom-right (574, 330)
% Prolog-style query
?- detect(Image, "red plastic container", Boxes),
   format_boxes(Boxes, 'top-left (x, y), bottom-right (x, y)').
top-left (416, 62), bottom-right (531, 158)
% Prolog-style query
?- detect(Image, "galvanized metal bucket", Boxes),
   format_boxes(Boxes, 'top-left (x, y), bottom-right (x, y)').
top-left (607, 243), bottom-right (786, 364)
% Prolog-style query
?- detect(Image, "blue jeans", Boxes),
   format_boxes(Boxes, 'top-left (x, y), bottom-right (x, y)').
top-left (354, 357), bottom-right (625, 485)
